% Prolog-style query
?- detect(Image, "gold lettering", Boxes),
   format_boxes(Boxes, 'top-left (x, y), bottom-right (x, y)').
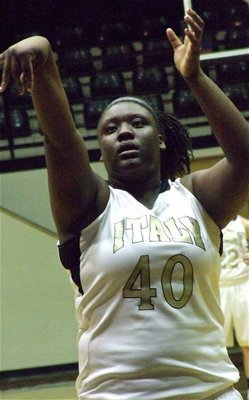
top-left (126, 215), bottom-right (148, 244)
top-left (113, 215), bottom-right (205, 253)
top-left (149, 215), bottom-right (171, 242)
top-left (179, 217), bottom-right (205, 250)
top-left (113, 220), bottom-right (125, 253)
top-left (162, 254), bottom-right (193, 309)
top-left (164, 217), bottom-right (193, 245)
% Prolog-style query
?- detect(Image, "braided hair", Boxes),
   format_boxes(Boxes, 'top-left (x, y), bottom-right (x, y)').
top-left (154, 110), bottom-right (193, 181)
top-left (100, 96), bottom-right (193, 181)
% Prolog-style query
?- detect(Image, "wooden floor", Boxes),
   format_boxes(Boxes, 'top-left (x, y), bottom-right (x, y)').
top-left (1, 382), bottom-right (77, 400)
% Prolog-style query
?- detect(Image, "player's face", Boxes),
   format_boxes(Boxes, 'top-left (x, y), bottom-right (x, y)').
top-left (98, 102), bottom-right (163, 183)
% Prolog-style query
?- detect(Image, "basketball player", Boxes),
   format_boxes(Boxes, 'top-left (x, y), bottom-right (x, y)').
top-left (220, 215), bottom-right (249, 400)
top-left (1, 8), bottom-right (249, 400)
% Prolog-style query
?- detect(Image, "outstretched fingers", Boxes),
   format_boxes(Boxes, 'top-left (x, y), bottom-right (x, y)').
top-left (184, 9), bottom-right (204, 44)
top-left (166, 28), bottom-right (182, 50)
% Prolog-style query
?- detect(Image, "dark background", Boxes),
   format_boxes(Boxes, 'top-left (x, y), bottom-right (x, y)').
top-left (1, 0), bottom-right (243, 50)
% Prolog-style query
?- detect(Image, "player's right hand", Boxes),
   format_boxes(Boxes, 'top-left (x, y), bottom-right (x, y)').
top-left (0, 36), bottom-right (51, 95)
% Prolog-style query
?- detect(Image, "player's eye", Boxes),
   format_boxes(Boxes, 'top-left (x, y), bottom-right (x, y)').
top-left (105, 124), bottom-right (117, 134)
top-left (132, 118), bottom-right (145, 128)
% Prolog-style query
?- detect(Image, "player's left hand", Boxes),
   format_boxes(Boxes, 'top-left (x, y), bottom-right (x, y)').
top-left (166, 9), bottom-right (204, 82)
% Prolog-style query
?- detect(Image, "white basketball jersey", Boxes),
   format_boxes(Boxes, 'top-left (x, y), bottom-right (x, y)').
top-left (59, 179), bottom-right (239, 399)
top-left (220, 216), bottom-right (249, 286)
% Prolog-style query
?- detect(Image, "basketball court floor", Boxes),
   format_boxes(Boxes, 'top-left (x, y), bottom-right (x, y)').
top-left (1, 381), bottom-right (77, 400)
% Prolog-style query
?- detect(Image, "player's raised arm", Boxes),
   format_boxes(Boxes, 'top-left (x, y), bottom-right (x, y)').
top-left (0, 36), bottom-right (109, 241)
top-left (167, 9), bottom-right (249, 228)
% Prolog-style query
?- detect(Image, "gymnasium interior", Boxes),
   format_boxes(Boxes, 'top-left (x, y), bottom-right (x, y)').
top-left (1, 0), bottom-right (249, 398)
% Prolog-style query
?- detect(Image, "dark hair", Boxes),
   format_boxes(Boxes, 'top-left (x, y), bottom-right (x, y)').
top-left (100, 96), bottom-right (193, 181)
top-left (155, 110), bottom-right (193, 181)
